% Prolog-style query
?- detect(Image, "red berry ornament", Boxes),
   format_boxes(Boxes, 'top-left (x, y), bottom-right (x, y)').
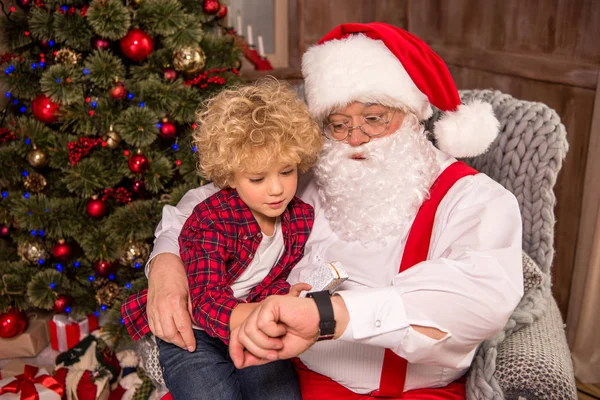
top-left (128, 153), bottom-right (149, 174)
top-left (53, 294), bottom-right (73, 313)
top-left (120, 29), bottom-right (154, 62)
top-left (159, 120), bottom-right (177, 139)
top-left (0, 309), bottom-right (28, 338)
top-left (217, 4), bottom-right (227, 19)
top-left (32, 94), bottom-right (60, 124)
top-left (109, 82), bottom-right (127, 100)
top-left (0, 224), bottom-right (9, 237)
top-left (94, 260), bottom-right (113, 277)
top-left (91, 36), bottom-right (110, 50)
top-left (86, 197), bottom-right (107, 218)
top-left (51, 240), bottom-right (73, 262)
top-left (202, 0), bottom-right (220, 14)
top-left (163, 68), bottom-right (177, 81)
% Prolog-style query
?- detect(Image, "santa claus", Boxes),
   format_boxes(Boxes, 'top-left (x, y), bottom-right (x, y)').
top-left (143, 22), bottom-right (523, 399)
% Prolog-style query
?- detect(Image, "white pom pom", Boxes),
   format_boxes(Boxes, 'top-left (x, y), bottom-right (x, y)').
top-left (433, 100), bottom-right (499, 158)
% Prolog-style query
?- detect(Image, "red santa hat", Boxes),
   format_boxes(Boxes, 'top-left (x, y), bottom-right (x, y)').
top-left (301, 22), bottom-right (499, 158)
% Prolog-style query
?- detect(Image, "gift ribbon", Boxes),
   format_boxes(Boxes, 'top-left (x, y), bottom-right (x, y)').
top-left (0, 365), bottom-right (63, 400)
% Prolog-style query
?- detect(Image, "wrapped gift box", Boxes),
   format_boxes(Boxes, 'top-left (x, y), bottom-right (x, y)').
top-left (0, 313), bottom-right (50, 359)
top-left (0, 362), bottom-right (62, 399)
top-left (49, 314), bottom-right (99, 352)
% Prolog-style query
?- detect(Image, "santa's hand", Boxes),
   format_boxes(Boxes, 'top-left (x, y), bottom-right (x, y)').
top-left (287, 282), bottom-right (312, 297)
top-left (230, 295), bottom-right (320, 369)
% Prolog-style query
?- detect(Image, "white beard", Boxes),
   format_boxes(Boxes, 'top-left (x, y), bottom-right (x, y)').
top-left (314, 122), bottom-right (440, 244)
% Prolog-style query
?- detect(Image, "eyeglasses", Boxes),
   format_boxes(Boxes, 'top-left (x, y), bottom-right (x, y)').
top-left (323, 110), bottom-right (396, 141)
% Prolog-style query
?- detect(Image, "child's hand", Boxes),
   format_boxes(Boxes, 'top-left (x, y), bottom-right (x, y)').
top-left (287, 282), bottom-right (312, 297)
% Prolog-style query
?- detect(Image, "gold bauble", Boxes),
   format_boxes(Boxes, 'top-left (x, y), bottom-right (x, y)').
top-left (54, 48), bottom-right (80, 65)
top-left (118, 241), bottom-right (150, 268)
top-left (95, 281), bottom-right (120, 307)
top-left (173, 47), bottom-right (206, 75)
top-left (18, 239), bottom-right (49, 264)
top-left (27, 148), bottom-right (48, 168)
top-left (104, 127), bottom-right (121, 149)
top-left (23, 172), bottom-right (47, 193)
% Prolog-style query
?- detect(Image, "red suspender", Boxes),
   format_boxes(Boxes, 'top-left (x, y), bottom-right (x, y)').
top-left (373, 161), bottom-right (478, 397)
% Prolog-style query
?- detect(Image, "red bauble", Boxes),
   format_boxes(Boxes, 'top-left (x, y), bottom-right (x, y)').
top-left (159, 121), bottom-right (177, 139)
top-left (86, 197), bottom-right (107, 218)
top-left (0, 309), bottom-right (28, 339)
top-left (119, 29), bottom-right (154, 62)
top-left (163, 68), bottom-right (177, 82)
top-left (0, 224), bottom-right (9, 237)
top-left (132, 179), bottom-right (145, 193)
top-left (91, 36), bottom-right (110, 50)
top-left (53, 294), bottom-right (73, 313)
top-left (128, 153), bottom-right (149, 174)
top-left (32, 94), bottom-right (60, 124)
top-left (217, 4), bottom-right (227, 19)
top-left (109, 82), bottom-right (127, 100)
top-left (16, 0), bottom-right (32, 8)
top-left (94, 260), bottom-right (114, 277)
top-left (51, 240), bottom-right (73, 262)
top-left (202, 0), bottom-right (220, 14)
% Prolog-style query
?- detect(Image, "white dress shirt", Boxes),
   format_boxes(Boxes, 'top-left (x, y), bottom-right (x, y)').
top-left (148, 146), bottom-right (523, 393)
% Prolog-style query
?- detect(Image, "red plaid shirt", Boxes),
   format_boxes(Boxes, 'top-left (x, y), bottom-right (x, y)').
top-left (122, 188), bottom-right (314, 343)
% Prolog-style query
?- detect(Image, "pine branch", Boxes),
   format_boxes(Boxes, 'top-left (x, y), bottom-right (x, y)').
top-left (141, 150), bottom-right (174, 193)
top-left (161, 14), bottom-right (204, 50)
top-left (62, 157), bottom-right (123, 197)
top-left (136, 0), bottom-right (187, 37)
top-left (84, 49), bottom-right (126, 89)
top-left (114, 106), bottom-right (159, 147)
top-left (53, 12), bottom-right (93, 51)
top-left (86, 0), bottom-right (131, 40)
top-left (104, 199), bottom-right (162, 244)
top-left (27, 6), bottom-right (54, 41)
top-left (40, 64), bottom-right (85, 105)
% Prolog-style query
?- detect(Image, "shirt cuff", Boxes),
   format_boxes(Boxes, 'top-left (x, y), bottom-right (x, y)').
top-left (144, 235), bottom-right (181, 277)
top-left (337, 287), bottom-right (410, 341)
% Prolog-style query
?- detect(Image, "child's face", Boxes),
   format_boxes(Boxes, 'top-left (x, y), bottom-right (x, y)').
top-left (230, 162), bottom-right (298, 232)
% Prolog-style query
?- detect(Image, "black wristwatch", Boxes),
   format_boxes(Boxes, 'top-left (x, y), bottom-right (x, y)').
top-left (307, 290), bottom-right (336, 341)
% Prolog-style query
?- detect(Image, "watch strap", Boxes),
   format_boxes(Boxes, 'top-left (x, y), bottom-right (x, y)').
top-left (307, 290), bottom-right (336, 340)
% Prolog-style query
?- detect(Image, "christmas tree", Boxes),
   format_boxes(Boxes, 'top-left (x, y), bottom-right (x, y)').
top-left (0, 0), bottom-right (241, 345)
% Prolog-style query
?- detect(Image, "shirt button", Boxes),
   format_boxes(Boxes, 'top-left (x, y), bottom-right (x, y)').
top-left (375, 320), bottom-right (382, 328)
top-left (242, 235), bottom-right (248, 241)
top-left (315, 255), bottom-right (322, 262)
top-left (257, 233), bottom-right (262, 238)
top-left (248, 254), bottom-right (254, 259)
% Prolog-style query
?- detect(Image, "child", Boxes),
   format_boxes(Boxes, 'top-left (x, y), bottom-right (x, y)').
top-left (122, 78), bottom-right (323, 400)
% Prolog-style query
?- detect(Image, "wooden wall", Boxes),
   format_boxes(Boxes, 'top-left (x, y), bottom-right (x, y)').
top-left (272, 0), bottom-right (600, 319)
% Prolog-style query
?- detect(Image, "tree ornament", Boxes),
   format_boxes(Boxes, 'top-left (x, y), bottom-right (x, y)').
top-left (109, 82), bottom-right (127, 100)
top-left (53, 294), bottom-right (73, 313)
top-left (94, 260), bottom-right (114, 277)
top-left (159, 119), bottom-right (177, 139)
top-left (173, 47), bottom-right (206, 75)
top-left (163, 68), bottom-right (177, 81)
top-left (202, 0), bottom-right (220, 14)
top-left (120, 29), bottom-right (154, 62)
top-left (86, 196), bottom-right (107, 218)
top-left (0, 309), bottom-right (28, 339)
top-left (91, 36), bottom-right (110, 51)
top-left (128, 152), bottom-right (149, 174)
top-left (16, 0), bottom-right (32, 9)
top-left (32, 94), bottom-right (60, 124)
top-left (23, 172), bottom-right (47, 192)
top-left (217, 4), bottom-right (228, 19)
top-left (51, 240), bottom-right (73, 262)
top-left (131, 179), bottom-right (145, 194)
top-left (0, 224), bottom-right (10, 237)
top-left (18, 239), bottom-right (49, 264)
top-left (95, 281), bottom-right (120, 307)
top-left (104, 127), bottom-right (122, 149)
top-left (54, 48), bottom-right (80, 65)
top-left (119, 241), bottom-right (150, 267)
top-left (26, 147), bottom-right (49, 168)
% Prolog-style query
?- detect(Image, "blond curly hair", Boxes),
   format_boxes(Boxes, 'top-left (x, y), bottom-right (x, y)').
top-left (193, 78), bottom-right (323, 188)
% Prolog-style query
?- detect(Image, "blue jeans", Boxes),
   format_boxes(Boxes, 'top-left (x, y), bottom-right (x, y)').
top-left (157, 329), bottom-right (302, 400)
